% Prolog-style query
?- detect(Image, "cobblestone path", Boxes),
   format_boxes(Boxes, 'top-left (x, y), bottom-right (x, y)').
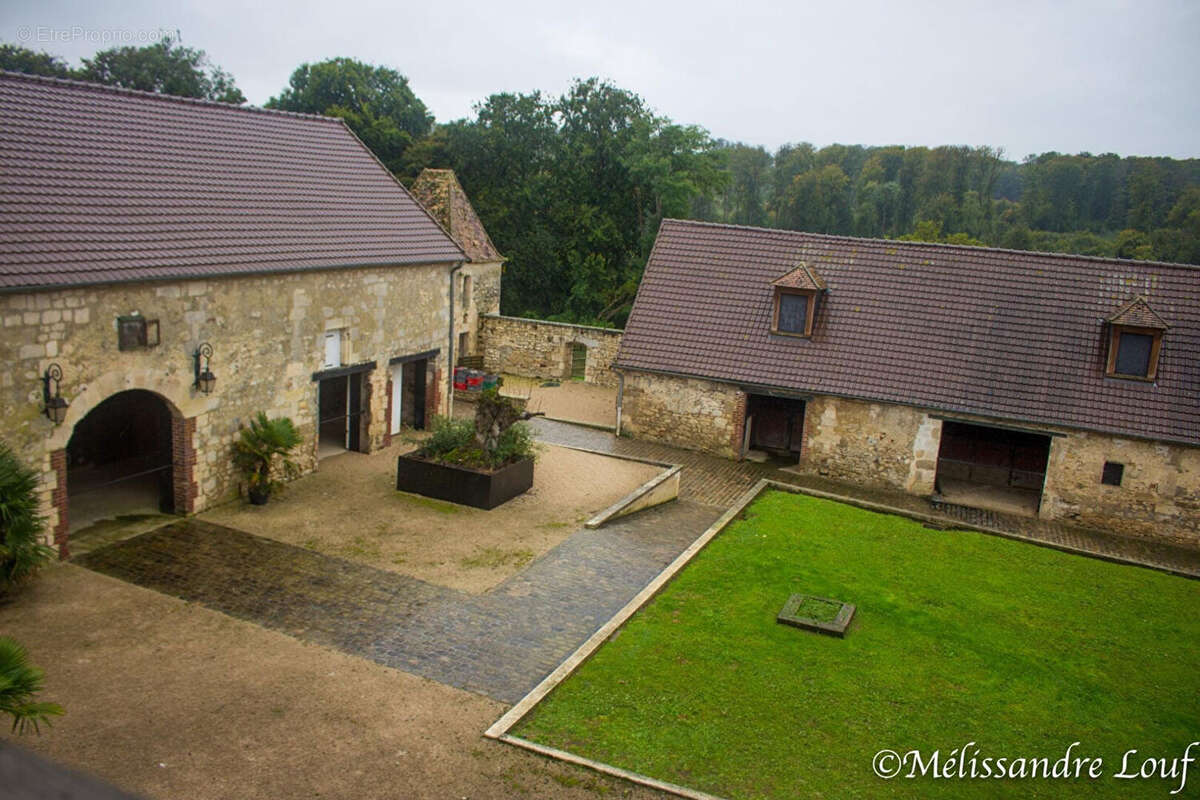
top-left (77, 501), bottom-right (720, 704)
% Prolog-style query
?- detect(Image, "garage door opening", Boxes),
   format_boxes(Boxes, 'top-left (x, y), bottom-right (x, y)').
top-left (935, 421), bottom-right (1051, 517)
top-left (66, 390), bottom-right (175, 532)
top-left (745, 394), bottom-right (806, 463)
top-left (318, 372), bottom-right (369, 459)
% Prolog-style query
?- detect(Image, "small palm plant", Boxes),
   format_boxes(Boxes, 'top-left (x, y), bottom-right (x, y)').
top-left (232, 413), bottom-right (303, 504)
top-left (0, 636), bottom-right (63, 734)
top-left (0, 443), bottom-right (55, 595)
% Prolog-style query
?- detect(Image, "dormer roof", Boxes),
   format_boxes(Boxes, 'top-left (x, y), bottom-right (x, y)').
top-left (1107, 295), bottom-right (1169, 330)
top-left (771, 262), bottom-right (826, 291)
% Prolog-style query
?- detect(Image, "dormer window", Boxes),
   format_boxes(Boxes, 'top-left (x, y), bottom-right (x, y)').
top-left (771, 262), bottom-right (825, 339)
top-left (1105, 296), bottom-right (1167, 381)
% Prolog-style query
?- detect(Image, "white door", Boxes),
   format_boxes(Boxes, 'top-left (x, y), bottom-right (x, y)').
top-left (390, 364), bottom-right (404, 435)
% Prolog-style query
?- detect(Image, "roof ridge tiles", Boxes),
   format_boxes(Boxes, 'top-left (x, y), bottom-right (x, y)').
top-left (659, 218), bottom-right (1200, 272)
top-left (0, 70), bottom-right (341, 124)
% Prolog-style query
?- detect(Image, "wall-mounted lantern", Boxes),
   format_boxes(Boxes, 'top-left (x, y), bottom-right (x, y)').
top-left (193, 343), bottom-right (216, 394)
top-left (42, 363), bottom-right (69, 425)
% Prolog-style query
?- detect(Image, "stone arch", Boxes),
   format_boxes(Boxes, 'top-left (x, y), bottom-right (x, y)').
top-left (45, 368), bottom-right (208, 557)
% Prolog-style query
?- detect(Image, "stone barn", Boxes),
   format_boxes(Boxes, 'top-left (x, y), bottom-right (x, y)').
top-left (615, 219), bottom-right (1199, 544)
top-left (0, 72), bottom-right (478, 555)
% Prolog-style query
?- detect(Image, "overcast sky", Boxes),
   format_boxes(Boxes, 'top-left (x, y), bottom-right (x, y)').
top-left (3, 0), bottom-right (1198, 160)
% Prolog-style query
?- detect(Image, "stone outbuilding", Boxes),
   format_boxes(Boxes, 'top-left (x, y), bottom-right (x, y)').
top-left (0, 72), bottom-right (478, 555)
top-left (409, 168), bottom-right (503, 362)
top-left (615, 219), bottom-right (1199, 544)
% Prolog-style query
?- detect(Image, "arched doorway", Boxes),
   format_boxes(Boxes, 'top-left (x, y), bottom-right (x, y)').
top-left (66, 390), bottom-right (176, 532)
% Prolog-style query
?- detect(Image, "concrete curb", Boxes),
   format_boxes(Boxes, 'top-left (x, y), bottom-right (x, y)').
top-left (767, 481), bottom-right (1200, 580)
top-left (485, 480), bottom-right (769, 800)
top-left (584, 465), bottom-right (681, 529)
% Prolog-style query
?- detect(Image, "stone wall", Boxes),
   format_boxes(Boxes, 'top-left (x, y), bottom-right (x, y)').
top-left (455, 260), bottom-right (501, 360)
top-left (801, 395), bottom-right (937, 493)
top-left (619, 368), bottom-right (1199, 544)
top-left (479, 315), bottom-right (623, 386)
top-left (619, 371), bottom-right (745, 457)
top-left (1042, 431), bottom-right (1199, 544)
top-left (0, 263), bottom-right (453, 551)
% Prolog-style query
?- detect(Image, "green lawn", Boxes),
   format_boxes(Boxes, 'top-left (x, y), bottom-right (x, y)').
top-left (513, 489), bottom-right (1200, 799)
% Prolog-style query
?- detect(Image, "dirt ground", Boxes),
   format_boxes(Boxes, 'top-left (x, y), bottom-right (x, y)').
top-left (0, 564), bottom-right (660, 800)
top-left (201, 440), bottom-right (660, 594)
top-left (491, 376), bottom-right (617, 429)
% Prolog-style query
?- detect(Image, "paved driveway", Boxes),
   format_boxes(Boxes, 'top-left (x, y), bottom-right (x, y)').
top-left (77, 500), bottom-right (720, 704)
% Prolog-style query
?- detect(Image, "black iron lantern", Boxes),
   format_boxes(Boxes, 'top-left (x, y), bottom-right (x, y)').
top-left (193, 343), bottom-right (216, 394)
top-left (42, 363), bottom-right (68, 425)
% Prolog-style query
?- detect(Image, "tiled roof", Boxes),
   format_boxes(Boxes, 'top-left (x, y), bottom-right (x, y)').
top-left (617, 219), bottom-right (1200, 447)
top-left (1107, 295), bottom-right (1169, 329)
top-left (771, 262), bottom-right (825, 291)
top-left (0, 72), bottom-right (464, 290)
top-left (409, 169), bottom-right (503, 264)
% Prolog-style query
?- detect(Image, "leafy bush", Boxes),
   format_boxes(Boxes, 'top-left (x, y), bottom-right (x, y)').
top-left (0, 443), bottom-right (55, 595)
top-left (491, 421), bottom-right (535, 467)
top-left (0, 636), bottom-right (63, 734)
top-left (422, 416), bottom-right (476, 460)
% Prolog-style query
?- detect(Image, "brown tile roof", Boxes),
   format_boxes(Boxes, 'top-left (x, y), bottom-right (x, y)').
top-left (0, 72), bottom-right (464, 290)
top-left (617, 219), bottom-right (1200, 447)
top-left (409, 169), bottom-right (503, 264)
top-left (1107, 295), bottom-right (1169, 329)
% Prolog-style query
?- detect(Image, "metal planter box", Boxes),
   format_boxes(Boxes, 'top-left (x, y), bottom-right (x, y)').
top-left (396, 452), bottom-right (533, 510)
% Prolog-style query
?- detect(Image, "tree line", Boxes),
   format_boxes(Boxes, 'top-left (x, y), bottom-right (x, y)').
top-left (4, 41), bottom-right (1198, 326)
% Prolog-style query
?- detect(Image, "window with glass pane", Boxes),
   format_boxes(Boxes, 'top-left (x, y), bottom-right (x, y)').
top-left (778, 293), bottom-right (808, 334)
top-left (1114, 332), bottom-right (1153, 377)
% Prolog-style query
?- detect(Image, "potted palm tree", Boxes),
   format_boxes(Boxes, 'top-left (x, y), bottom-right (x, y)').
top-left (0, 636), bottom-right (62, 734)
top-left (233, 412), bottom-right (302, 505)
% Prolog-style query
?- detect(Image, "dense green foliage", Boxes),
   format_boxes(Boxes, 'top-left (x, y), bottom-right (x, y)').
top-left (1, 39), bottom-right (244, 103)
top-left (516, 490), bottom-right (1200, 799)
top-left (0, 443), bottom-right (55, 594)
top-left (0, 44), bottom-right (72, 78)
top-left (266, 58), bottom-right (433, 174)
top-left (232, 413), bottom-right (302, 497)
top-left (0, 636), bottom-right (63, 735)
top-left (408, 79), bottom-right (727, 325)
top-left (697, 142), bottom-right (1200, 265)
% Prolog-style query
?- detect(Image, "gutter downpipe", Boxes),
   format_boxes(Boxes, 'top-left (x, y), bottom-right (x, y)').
top-left (448, 261), bottom-right (465, 420)
top-left (614, 368), bottom-right (624, 437)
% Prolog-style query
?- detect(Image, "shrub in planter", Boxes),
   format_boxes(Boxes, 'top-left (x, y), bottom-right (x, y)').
top-left (399, 390), bottom-right (541, 508)
top-left (420, 389), bottom-right (538, 471)
top-left (233, 413), bottom-right (302, 505)
top-left (0, 443), bottom-right (55, 595)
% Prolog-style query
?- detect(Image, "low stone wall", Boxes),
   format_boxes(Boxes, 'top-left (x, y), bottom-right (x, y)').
top-left (479, 315), bottom-right (623, 387)
top-left (619, 368), bottom-right (1200, 545)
